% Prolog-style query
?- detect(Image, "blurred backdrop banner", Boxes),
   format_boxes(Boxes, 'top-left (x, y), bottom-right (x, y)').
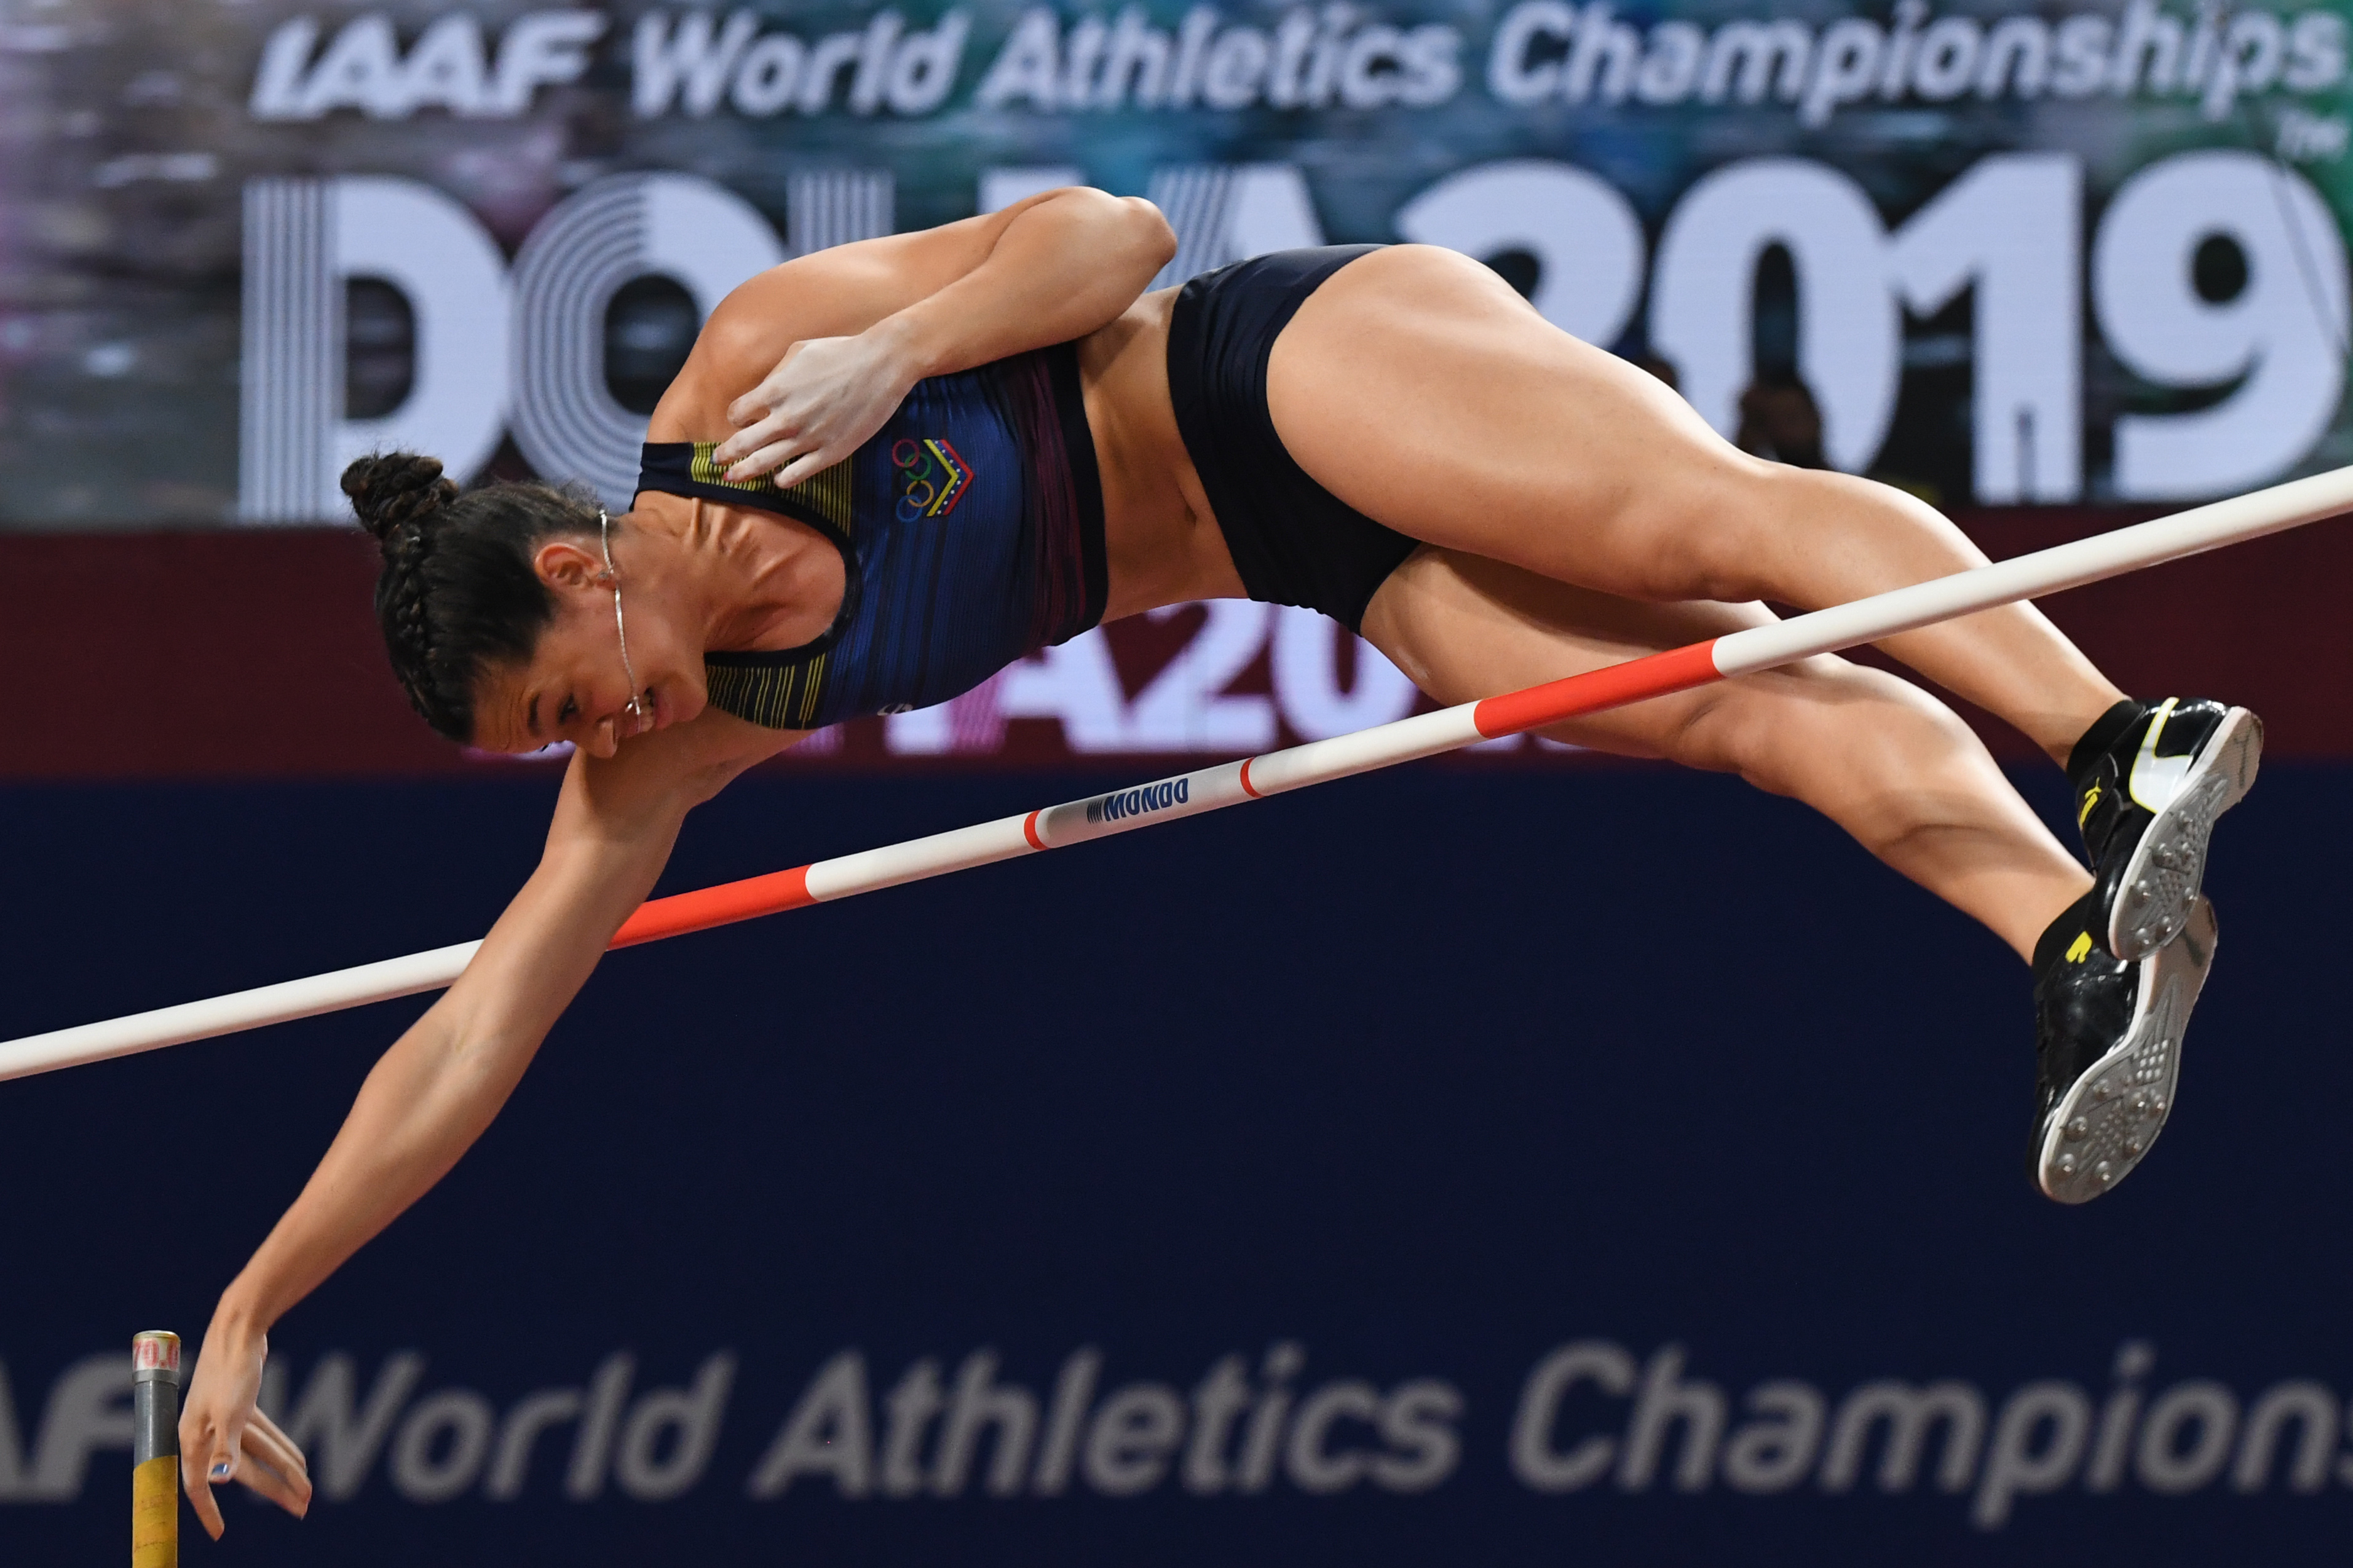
top-left (4, 0), bottom-right (2351, 534)
top-left (6, 762), bottom-right (2353, 1567)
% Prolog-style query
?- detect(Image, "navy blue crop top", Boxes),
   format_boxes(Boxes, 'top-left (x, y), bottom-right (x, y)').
top-left (636, 341), bottom-right (1107, 731)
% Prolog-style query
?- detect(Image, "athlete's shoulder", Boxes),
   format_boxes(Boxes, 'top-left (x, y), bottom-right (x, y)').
top-left (650, 188), bottom-right (1146, 439)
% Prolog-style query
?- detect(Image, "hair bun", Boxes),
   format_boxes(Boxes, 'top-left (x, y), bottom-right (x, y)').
top-left (341, 452), bottom-right (457, 549)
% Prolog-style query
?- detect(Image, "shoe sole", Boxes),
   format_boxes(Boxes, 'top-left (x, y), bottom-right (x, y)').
top-left (2037, 897), bottom-right (2217, 1204)
top-left (2108, 707), bottom-right (2261, 962)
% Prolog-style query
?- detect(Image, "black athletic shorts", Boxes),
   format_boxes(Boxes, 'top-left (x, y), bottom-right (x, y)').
top-left (1166, 245), bottom-right (1421, 634)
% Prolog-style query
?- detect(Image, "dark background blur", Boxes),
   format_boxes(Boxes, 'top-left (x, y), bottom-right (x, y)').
top-left (7, 762), bottom-right (2353, 1564)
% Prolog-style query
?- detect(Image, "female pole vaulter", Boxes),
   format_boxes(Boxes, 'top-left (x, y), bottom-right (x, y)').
top-left (177, 189), bottom-right (2259, 1536)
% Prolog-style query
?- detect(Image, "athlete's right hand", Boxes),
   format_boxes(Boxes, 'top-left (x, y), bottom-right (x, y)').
top-left (179, 1312), bottom-right (312, 1538)
top-left (715, 327), bottom-right (920, 487)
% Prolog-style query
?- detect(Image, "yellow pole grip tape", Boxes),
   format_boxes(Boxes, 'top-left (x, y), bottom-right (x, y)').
top-left (132, 1454), bottom-right (177, 1568)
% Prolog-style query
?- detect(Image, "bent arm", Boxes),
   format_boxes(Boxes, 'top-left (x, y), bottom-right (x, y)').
top-left (681, 188), bottom-right (1175, 480)
top-left (690, 187), bottom-right (1173, 393)
top-left (861, 187), bottom-right (1177, 380)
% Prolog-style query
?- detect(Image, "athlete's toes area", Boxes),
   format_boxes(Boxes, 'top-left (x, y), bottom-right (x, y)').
top-left (2068, 699), bottom-right (2262, 962)
top-left (2029, 896), bottom-right (2218, 1204)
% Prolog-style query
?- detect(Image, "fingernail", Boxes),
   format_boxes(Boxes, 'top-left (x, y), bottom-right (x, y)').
top-left (210, 1461), bottom-right (234, 1479)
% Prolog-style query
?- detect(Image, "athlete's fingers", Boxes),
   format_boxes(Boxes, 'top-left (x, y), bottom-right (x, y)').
top-left (209, 1432), bottom-right (242, 1489)
top-left (772, 444), bottom-right (840, 489)
top-left (243, 1410), bottom-right (313, 1494)
top-left (714, 409), bottom-right (802, 467)
top-left (719, 439), bottom-right (786, 479)
top-left (180, 1433), bottom-right (227, 1540)
top-left (238, 1452), bottom-right (310, 1518)
top-left (178, 1385), bottom-right (226, 1537)
top-left (724, 437), bottom-right (807, 483)
top-left (712, 417), bottom-right (761, 463)
top-left (722, 390), bottom-right (789, 433)
top-left (727, 423), bottom-right (807, 471)
top-left (724, 342), bottom-right (811, 429)
top-left (245, 1406), bottom-right (308, 1461)
top-left (232, 1449), bottom-right (307, 1516)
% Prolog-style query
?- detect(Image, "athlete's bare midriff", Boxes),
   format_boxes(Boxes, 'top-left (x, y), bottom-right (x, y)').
top-left (1078, 288), bottom-right (1246, 622)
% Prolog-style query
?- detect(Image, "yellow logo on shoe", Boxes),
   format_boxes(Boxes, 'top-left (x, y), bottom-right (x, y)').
top-left (2066, 931), bottom-right (2093, 963)
top-left (2078, 783), bottom-right (2102, 825)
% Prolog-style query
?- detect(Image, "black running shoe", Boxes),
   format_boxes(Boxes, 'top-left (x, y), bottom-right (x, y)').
top-left (2068, 698), bottom-right (2260, 961)
top-left (2030, 892), bottom-right (2217, 1204)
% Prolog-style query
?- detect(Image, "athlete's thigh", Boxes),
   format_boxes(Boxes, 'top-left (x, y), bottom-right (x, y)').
top-left (1361, 547), bottom-right (1787, 763)
top-left (1266, 245), bottom-right (1760, 601)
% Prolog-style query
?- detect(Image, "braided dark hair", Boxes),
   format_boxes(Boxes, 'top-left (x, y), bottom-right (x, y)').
top-left (341, 452), bottom-right (603, 743)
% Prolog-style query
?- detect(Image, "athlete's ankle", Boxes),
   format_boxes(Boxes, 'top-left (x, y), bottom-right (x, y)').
top-left (2064, 698), bottom-right (2143, 779)
top-left (2008, 873), bottom-right (2096, 966)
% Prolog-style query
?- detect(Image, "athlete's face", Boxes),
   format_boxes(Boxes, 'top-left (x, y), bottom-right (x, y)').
top-left (468, 526), bottom-right (706, 758)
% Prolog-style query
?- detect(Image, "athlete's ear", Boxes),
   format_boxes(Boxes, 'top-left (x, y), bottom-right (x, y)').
top-left (532, 539), bottom-right (607, 593)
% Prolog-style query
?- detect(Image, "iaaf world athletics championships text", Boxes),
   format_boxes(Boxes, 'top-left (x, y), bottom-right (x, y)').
top-left (245, 1), bottom-right (2347, 130)
top-left (4, 1340), bottom-right (2351, 1529)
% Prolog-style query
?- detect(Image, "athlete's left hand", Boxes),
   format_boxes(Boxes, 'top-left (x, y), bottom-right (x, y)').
top-left (716, 329), bottom-right (919, 487)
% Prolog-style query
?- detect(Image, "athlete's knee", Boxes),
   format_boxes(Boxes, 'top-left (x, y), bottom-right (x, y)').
top-left (1651, 678), bottom-right (1795, 782)
top-left (1667, 658), bottom-right (1966, 795)
top-left (1793, 467), bottom-right (1988, 576)
top-left (1699, 465), bottom-right (1979, 603)
top-left (1783, 668), bottom-right (1996, 841)
top-left (1695, 463), bottom-right (1851, 597)
top-left (1610, 450), bottom-right (1796, 604)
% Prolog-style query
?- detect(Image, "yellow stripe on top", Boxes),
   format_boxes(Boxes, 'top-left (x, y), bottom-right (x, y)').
top-left (682, 444), bottom-right (852, 731)
top-left (704, 650), bottom-right (831, 731)
top-left (687, 444), bottom-right (855, 537)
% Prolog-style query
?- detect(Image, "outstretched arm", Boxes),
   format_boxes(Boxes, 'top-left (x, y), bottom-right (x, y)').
top-left (176, 711), bottom-right (795, 1539)
top-left (688, 186), bottom-right (1176, 484)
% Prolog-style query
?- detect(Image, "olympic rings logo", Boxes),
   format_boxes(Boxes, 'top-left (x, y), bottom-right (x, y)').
top-left (892, 436), bottom-right (971, 524)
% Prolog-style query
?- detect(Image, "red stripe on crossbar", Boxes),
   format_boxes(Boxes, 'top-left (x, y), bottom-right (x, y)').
top-left (610, 865), bottom-right (815, 948)
top-left (1472, 639), bottom-right (1724, 739)
top-left (1239, 758), bottom-right (1260, 798)
top-left (603, 645), bottom-right (1722, 953)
